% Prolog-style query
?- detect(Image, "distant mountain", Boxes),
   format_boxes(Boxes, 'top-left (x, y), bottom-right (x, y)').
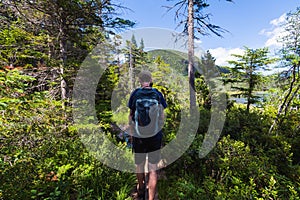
top-left (147, 49), bottom-right (189, 75)
top-left (147, 49), bottom-right (230, 75)
top-left (216, 65), bottom-right (231, 74)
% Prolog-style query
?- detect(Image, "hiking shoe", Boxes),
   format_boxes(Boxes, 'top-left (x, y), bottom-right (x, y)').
top-left (137, 185), bottom-right (145, 200)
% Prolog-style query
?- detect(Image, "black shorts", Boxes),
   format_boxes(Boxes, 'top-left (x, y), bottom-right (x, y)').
top-left (133, 132), bottom-right (162, 164)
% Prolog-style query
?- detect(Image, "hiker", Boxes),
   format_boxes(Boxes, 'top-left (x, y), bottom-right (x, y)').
top-left (128, 70), bottom-right (167, 200)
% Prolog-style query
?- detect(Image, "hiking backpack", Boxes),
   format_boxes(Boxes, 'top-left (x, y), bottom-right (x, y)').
top-left (134, 88), bottom-right (162, 138)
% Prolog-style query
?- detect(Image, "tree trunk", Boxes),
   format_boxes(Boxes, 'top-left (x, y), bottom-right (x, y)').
top-left (269, 64), bottom-right (297, 134)
top-left (188, 0), bottom-right (196, 111)
top-left (247, 62), bottom-right (254, 112)
top-left (59, 13), bottom-right (68, 102)
top-left (284, 83), bottom-right (300, 115)
top-left (129, 45), bottom-right (134, 91)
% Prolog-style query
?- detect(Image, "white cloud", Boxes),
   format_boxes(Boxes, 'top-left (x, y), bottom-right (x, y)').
top-left (260, 14), bottom-right (288, 48)
top-left (209, 47), bottom-right (244, 66)
top-left (270, 14), bottom-right (287, 26)
top-left (202, 14), bottom-right (291, 73)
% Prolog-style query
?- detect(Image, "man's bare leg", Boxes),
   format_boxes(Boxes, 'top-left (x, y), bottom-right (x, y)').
top-left (136, 161), bottom-right (146, 195)
top-left (148, 163), bottom-right (158, 200)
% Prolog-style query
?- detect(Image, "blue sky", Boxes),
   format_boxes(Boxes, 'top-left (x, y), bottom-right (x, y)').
top-left (119, 0), bottom-right (299, 66)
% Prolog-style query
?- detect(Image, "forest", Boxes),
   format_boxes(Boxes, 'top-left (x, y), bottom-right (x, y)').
top-left (0, 0), bottom-right (300, 199)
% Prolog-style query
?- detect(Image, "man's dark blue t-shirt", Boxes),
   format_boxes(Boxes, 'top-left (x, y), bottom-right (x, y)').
top-left (128, 87), bottom-right (167, 112)
top-left (128, 87), bottom-right (167, 164)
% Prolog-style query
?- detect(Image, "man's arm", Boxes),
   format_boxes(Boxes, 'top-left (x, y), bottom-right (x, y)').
top-left (128, 109), bottom-right (134, 146)
top-left (127, 89), bottom-right (136, 137)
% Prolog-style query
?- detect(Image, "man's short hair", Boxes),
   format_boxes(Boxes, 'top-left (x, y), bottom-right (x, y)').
top-left (138, 70), bottom-right (152, 82)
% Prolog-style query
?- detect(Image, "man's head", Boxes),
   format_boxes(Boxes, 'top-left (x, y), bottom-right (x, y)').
top-left (138, 70), bottom-right (152, 84)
